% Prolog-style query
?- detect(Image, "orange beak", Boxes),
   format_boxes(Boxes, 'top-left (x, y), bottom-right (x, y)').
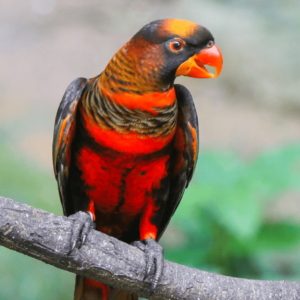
top-left (175, 44), bottom-right (223, 79)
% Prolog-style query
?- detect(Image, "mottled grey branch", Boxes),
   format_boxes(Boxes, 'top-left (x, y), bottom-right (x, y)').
top-left (0, 196), bottom-right (299, 300)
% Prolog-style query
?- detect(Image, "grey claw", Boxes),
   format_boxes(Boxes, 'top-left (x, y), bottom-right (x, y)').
top-left (71, 240), bottom-right (76, 251)
top-left (151, 279), bottom-right (158, 293)
top-left (80, 234), bottom-right (86, 248)
top-left (150, 281), bottom-right (158, 295)
top-left (68, 240), bottom-right (76, 255)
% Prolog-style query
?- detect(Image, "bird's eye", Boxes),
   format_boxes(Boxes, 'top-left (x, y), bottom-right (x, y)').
top-left (207, 40), bottom-right (214, 48)
top-left (170, 41), bottom-right (183, 52)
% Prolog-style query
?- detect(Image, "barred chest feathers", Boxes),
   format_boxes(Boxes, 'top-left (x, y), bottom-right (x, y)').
top-left (79, 77), bottom-right (178, 154)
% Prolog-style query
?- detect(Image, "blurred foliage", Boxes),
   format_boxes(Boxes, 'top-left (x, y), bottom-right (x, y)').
top-left (0, 140), bottom-right (74, 300)
top-left (1, 139), bottom-right (300, 299)
top-left (164, 145), bottom-right (300, 281)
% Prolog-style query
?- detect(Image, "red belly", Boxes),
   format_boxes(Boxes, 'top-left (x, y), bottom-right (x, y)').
top-left (76, 146), bottom-right (169, 238)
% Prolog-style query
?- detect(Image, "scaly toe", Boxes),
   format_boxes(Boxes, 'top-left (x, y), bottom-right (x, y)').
top-left (131, 240), bottom-right (146, 251)
top-left (68, 211), bottom-right (94, 254)
top-left (143, 238), bottom-right (164, 294)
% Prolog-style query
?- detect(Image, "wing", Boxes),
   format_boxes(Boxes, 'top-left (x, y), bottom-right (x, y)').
top-left (52, 77), bottom-right (87, 216)
top-left (157, 84), bottom-right (199, 240)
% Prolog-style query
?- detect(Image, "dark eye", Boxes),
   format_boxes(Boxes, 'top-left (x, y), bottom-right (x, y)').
top-left (170, 41), bottom-right (183, 52)
top-left (207, 40), bottom-right (214, 48)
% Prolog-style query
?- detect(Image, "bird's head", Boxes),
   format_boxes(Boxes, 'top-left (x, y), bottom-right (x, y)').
top-left (100, 19), bottom-right (223, 94)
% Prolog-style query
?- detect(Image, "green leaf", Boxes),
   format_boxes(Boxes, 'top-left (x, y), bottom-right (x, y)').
top-left (253, 222), bottom-right (300, 253)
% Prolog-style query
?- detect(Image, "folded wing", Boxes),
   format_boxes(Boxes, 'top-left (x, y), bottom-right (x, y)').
top-left (52, 77), bottom-right (87, 216)
top-left (157, 84), bottom-right (199, 240)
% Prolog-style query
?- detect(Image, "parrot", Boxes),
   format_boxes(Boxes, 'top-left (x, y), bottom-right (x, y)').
top-left (52, 19), bottom-right (223, 300)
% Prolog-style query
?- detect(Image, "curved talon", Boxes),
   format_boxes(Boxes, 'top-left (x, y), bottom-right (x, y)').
top-left (68, 240), bottom-right (77, 255)
top-left (68, 211), bottom-right (94, 255)
top-left (81, 234), bottom-right (87, 247)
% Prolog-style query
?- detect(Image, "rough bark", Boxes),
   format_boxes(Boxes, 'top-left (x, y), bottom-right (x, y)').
top-left (0, 196), bottom-right (299, 300)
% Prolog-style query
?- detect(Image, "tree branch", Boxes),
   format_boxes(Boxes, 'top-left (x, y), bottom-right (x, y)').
top-left (0, 196), bottom-right (299, 300)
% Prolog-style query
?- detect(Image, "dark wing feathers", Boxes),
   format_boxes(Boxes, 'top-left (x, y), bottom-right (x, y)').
top-left (52, 77), bottom-right (87, 215)
top-left (174, 84), bottom-right (199, 187)
top-left (157, 84), bottom-right (199, 240)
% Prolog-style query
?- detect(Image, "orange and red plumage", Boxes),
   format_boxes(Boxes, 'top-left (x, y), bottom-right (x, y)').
top-left (53, 19), bottom-right (222, 300)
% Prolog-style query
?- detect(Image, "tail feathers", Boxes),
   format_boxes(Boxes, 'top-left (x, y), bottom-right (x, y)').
top-left (74, 276), bottom-right (138, 300)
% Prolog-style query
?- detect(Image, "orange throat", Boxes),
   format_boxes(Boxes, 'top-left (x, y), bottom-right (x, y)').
top-left (80, 81), bottom-right (178, 154)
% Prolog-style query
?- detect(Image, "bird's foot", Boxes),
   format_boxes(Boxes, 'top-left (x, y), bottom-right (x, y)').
top-left (132, 238), bottom-right (164, 294)
top-left (67, 211), bottom-right (95, 255)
